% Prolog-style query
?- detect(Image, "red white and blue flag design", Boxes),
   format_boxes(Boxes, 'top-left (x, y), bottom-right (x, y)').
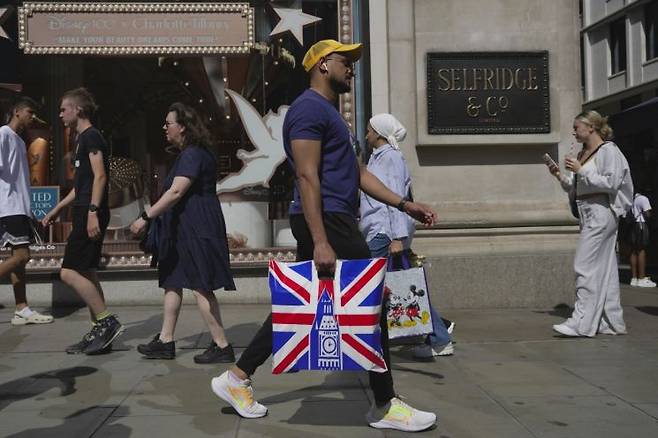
top-left (269, 258), bottom-right (388, 374)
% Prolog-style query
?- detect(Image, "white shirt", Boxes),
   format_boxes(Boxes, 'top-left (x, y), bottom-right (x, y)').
top-left (0, 125), bottom-right (32, 218)
top-left (632, 194), bottom-right (651, 223)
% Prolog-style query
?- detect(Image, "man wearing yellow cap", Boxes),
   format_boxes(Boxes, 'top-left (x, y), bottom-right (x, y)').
top-left (212, 40), bottom-right (438, 432)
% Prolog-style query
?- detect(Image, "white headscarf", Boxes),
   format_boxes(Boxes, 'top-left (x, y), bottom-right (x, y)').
top-left (369, 113), bottom-right (407, 150)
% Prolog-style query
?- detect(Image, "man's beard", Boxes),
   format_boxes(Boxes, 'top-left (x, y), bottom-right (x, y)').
top-left (330, 77), bottom-right (351, 94)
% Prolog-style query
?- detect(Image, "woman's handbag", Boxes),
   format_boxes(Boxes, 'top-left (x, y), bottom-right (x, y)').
top-left (384, 250), bottom-right (434, 340)
top-left (569, 190), bottom-right (579, 219)
top-left (139, 217), bottom-right (160, 266)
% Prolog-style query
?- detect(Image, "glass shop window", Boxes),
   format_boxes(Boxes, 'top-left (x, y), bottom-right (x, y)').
top-left (645, 1), bottom-right (658, 61)
top-left (14, 1), bottom-right (341, 246)
top-left (610, 17), bottom-right (627, 75)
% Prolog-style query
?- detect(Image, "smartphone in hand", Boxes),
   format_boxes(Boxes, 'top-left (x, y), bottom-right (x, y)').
top-left (542, 153), bottom-right (558, 168)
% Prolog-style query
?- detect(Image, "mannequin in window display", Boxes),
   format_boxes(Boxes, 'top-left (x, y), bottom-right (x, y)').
top-left (22, 116), bottom-right (51, 186)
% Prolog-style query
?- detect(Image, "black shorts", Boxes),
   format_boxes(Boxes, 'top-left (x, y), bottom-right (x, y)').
top-left (0, 215), bottom-right (33, 248)
top-left (630, 222), bottom-right (650, 251)
top-left (61, 206), bottom-right (110, 272)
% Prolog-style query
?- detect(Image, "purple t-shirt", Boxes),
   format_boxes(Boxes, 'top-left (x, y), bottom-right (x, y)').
top-left (283, 89), bottom-right (359, 217)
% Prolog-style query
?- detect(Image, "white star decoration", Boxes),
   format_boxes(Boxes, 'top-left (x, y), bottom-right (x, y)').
top-left (0, 7), bottom-right (13, 41)
top-left (269, 8), bottom-right (322, 46)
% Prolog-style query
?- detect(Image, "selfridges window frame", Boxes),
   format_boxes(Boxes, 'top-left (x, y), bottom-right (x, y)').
top-left (0, 0), bottom-right (360, 272)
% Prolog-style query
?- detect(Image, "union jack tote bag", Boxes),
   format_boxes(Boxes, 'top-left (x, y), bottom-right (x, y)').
top-left (269, 258), bottom-right (388, 374)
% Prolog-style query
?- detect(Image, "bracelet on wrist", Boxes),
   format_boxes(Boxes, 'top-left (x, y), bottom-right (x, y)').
top-left (141, 211), bottom-right (152, 222)
top-left (397, 199), bottom-right (408, 212)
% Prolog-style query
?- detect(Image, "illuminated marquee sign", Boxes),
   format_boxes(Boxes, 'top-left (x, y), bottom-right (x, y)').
top-left (17, 2), bottom-right (254, 55)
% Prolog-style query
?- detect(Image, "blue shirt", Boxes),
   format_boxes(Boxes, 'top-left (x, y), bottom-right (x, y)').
top-left (283, 89), bottom-right (360, 217)
top-left (359, 144), bottom-right (413, 243)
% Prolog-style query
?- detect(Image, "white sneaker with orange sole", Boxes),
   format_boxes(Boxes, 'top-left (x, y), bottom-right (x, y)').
top-left (366, 397), bottom-right (436, 432)
top-left (211, 371), bottom-right (267, 418)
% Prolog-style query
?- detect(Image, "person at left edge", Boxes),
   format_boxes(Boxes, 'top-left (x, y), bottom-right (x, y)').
top-left (1, 96), bottom-right (54, 326)
top-left (42, 88), bottom-right (123, 355)
top-left (130, 102), bottom-right (236, 364)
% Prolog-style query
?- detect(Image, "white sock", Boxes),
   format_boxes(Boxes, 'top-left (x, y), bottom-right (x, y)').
top-left (16, 307), bottom-right (34, 317)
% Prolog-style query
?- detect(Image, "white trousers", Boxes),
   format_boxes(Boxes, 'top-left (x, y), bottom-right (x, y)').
top-left (568, 196), bottom-right (627, 337)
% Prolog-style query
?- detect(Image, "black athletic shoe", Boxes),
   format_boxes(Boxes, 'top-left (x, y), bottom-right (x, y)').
top-left (137, 334), bottom-right (175, 359)
top-left (194, 342), bottom-right (235, 364)
top-left (66, 331), bottom-right (93, 354)
top-left (66, 330), bottom-right (114, 355)
top-left (83, 315), bottom-right (124, 355)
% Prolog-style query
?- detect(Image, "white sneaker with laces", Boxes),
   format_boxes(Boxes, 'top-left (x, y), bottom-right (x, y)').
top-left (637, 277), bottom-right (657, 288)
top-left (211, 371), bottom-right (267, 418)
top-left (11, 311), bottom-right (54, 326)
top-left (631, 278), bottom-right (639, 286)
top-left (413, 342), bottom-right (454, 358)
top-left (366, 397), bottom-right (436, 432)
top-left (552, 323), bottom-right (579, 337)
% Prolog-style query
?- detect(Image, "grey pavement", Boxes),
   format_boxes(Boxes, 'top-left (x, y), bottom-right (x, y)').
top-left (1, 285), bottom-right (658, 437)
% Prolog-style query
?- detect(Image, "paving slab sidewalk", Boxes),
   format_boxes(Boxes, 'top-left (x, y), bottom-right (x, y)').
top-left (1, 285), bottom-right (658, 437)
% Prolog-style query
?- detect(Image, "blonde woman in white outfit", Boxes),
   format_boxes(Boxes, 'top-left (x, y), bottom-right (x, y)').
top-left (545, 110), bottom-right (633, 337)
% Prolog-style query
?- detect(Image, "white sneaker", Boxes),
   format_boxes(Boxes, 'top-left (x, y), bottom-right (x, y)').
top-left (413, 342), bottom-right (454, 358)
top-left (552, 323), bottom-right (579, 337)
top-left (211, 371), bottom-right (267, 418)
top-left (11, 311), bottom-right (54, 326)
top-left (630, 278), bottom-right (639, 287)
top-left (366, 397), bottom-right (436, 432)
top-left (597, 326), bottom-right (617, 335)
top-left (637, 277), bottom-right (657, 288)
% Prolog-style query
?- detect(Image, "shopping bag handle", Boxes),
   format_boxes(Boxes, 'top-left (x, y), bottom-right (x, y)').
top-left (387, 250), bottom-right (411, 272)
top-left (317, 270), bottom-right (334, 280)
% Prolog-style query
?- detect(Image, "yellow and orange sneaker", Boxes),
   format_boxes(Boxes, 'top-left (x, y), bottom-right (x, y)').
top-left (211, 370), bottom-right (267, 418)
top-left (366, 397), bottom-right (436, 432)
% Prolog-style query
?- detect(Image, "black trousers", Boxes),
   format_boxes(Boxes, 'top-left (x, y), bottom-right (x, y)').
top-left (236, 213), bottom-right (396, 404)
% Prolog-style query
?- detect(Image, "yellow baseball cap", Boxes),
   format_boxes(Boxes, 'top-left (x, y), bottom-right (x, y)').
top-left (302, 39), bottom-right (363, 72)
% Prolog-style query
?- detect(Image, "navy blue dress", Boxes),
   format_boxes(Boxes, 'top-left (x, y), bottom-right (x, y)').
top-left (157, 146), bottom-right (236, 292)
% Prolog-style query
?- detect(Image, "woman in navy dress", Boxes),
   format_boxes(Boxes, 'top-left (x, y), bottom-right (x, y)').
top-left (131, 102), bottom-right (236, 363)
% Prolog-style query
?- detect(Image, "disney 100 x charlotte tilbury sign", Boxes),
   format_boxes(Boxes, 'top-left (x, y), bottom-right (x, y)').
top-left (17, 2), bottom-right (254, 55)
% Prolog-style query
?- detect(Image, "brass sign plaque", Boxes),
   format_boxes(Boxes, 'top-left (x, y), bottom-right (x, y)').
top-left (17, 2), bottom-right (254, 55)
top-left (426, 52), bottom-right (550, 134)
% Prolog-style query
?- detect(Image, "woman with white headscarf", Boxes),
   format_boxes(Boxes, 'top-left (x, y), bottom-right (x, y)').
top-left (359, 113), bottom-right (455, 358)
top-left (359, 114), bottom-right (412, 256)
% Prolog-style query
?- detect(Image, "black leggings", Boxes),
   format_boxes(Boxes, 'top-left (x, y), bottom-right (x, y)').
top-left (236, 213), bottom-right (395, 404)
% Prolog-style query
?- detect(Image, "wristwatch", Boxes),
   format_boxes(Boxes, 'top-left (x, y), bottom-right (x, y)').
top-left (141, 211), bottom-right (152, 222)
top-left (397, 198), bottom-right (408, 212)
top-left (88, 204), bottom-right (98, 213)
